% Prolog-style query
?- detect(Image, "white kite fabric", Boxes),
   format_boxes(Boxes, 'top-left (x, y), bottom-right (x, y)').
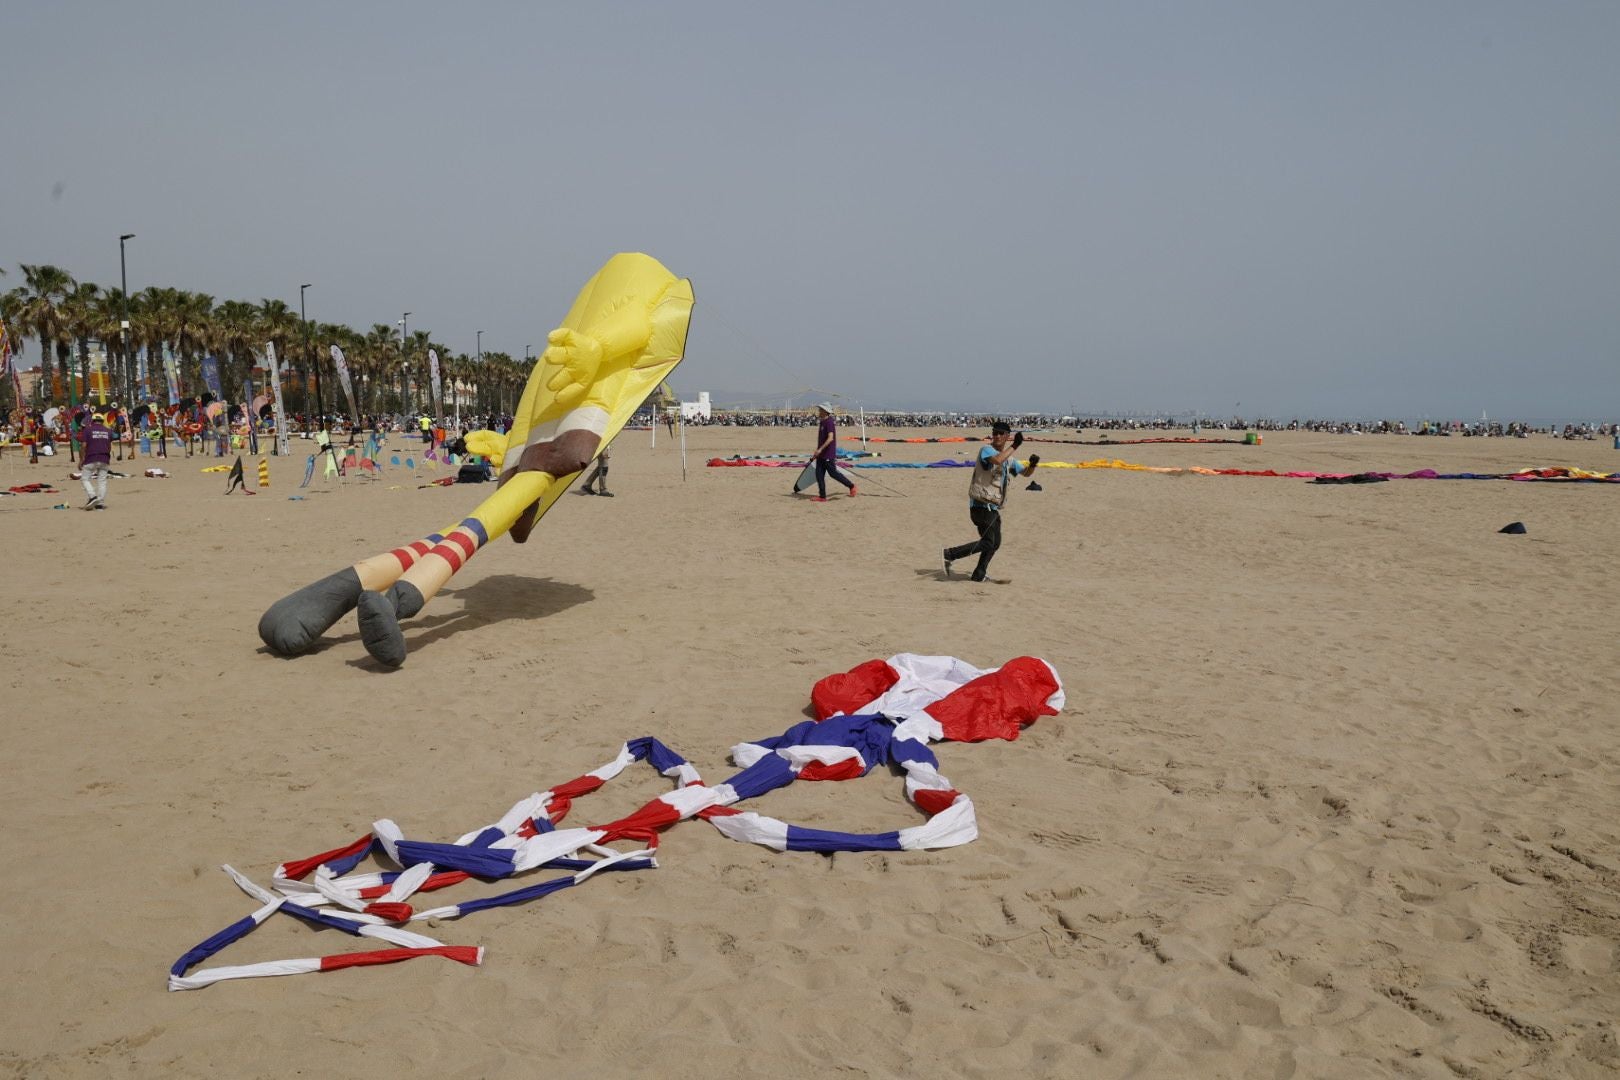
top-left (170, 653), bottom-right (1063, 990)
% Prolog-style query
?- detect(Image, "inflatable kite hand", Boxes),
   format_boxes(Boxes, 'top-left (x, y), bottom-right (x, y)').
top-left (463, 430), bottom-right (507, 468)
top-left (541, 328), bottom-right (603, 412)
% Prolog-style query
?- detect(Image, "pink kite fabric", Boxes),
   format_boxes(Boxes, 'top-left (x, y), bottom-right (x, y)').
top-left (172, 653), bottom-right (1064, 990)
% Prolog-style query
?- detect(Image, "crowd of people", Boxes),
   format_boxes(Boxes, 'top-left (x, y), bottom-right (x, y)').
top-left (0, 401), bottom-right (521, 465)
top-left (663, 410), bottom-right (1618, 439)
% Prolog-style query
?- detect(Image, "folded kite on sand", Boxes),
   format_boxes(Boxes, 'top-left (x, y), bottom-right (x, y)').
top-left (169, 653), bottom-right (1062, 989)
top-left (257, 253), bottom-right (694, 668)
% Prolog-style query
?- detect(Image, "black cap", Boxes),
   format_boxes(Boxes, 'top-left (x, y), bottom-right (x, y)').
top-left (1498, 521), bottom-right (1527, 534)
top-left (991, 421), bottom-right (1012, 436)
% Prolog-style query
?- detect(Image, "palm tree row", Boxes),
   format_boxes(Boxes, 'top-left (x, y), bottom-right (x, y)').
top-left (0, 263), bottom-right (531, 422)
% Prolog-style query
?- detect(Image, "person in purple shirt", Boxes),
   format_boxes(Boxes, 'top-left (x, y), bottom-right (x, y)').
top-left (808, 402), bottom-right (857, 502)
top-left (78, 411), bottom-right (115, 509)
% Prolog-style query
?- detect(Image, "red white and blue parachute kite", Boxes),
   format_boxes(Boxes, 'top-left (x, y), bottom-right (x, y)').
top-left (170, 653), bottom-right (1063, 989)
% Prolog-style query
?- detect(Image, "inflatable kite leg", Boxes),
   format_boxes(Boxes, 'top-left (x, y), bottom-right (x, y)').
top-left (356, 470), bottom-right (559, 667)
top-left (256, 523), bottom-right (463, 657)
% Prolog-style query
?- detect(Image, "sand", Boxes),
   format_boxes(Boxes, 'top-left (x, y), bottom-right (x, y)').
top-left (2, 426), bottom-right (1618, 1079)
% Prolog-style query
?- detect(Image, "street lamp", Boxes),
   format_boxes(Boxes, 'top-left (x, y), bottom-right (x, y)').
top-left (119, 234), bottom-right (134, 402)
top-left (400, 312), bottom-right (411, 413)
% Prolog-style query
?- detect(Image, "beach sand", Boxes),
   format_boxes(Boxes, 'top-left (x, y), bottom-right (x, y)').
top-left (2, 427), bottom-right (1618, 1079)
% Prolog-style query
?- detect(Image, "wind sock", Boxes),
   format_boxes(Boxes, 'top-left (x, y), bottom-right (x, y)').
top-left (331, 345), bottom-right (358, 423)
top-left (428, 348), bottom-right (442, 421)
top-left (265, 343), bottom-right (289, 458)
top-left (258, 459), bottom-right (270, 488)
top-left (258, 253), bottom-right (694, 668)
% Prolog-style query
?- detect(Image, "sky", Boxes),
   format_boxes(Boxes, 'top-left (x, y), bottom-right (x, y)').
top-left (3, 1), bottom-right (1617, 420)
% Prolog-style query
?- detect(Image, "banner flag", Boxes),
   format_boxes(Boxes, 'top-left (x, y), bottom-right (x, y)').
top-left (265, 342), bottom-right (289, 457)
top-left (163, 346), bottom-right (182, 406)
top-left (1, 324), bottom-right (22, 408)
top-left (428, 348), bottom-right (442, 420)
top-left (330, 345), bottom-right (357, 422)
top-left (201, 355), bottom-right (224, 401)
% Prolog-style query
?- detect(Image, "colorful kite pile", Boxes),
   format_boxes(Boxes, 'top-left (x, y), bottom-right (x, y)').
top-left (170, 653), bottom-right (1062, 990)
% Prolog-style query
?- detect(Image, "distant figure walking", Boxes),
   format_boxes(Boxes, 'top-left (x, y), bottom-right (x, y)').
top-left (943, 421), bottom-right (1038, 582)
top-left (78, 412), bottom-right (115, 510)
top-left (808, 403), bottom-right (856, 502)
top-left (581, 446), bottom-right (613, 497)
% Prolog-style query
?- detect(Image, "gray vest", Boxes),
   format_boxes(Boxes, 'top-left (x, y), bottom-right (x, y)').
top-left (968, 455), bottom-right (1008, 507)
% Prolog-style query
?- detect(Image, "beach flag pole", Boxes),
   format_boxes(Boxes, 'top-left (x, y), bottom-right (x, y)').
top-left (679, 410), bottom-right (687, 481)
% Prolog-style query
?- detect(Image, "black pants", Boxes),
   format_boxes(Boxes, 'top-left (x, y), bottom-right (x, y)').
top-left (946, 505), bottom-right (1002, 581)
top-left (815, 458), bottom-right (854, 497)
top-left (583, 458), bottom-right (609, 492)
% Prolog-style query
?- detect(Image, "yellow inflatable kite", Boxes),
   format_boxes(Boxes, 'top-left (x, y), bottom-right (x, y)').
top-left (258, 253), bottom-right (694, 667)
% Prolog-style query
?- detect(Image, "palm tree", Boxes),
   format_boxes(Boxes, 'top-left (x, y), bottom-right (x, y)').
top-left (1, 281), bottom-right (26, 413)
top-left (61, 281), bottom-right (103, 404)
top-left (87, 287), bottom-right (133, 404)
top-left (13, 264), bottom-right (76, 403)
top-left (214, 299), bottom-right (262, 402)
top-left (361, 323), bottom-right (400, 413)
top-left (172, 290), bottom-right (215, 396)
top-left (132, 287), bottom-right (173, 403)
top-left (256, 299), bottom-right (301, 418)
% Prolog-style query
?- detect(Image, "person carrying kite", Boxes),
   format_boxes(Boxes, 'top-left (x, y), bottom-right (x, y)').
top-left (808, 402), bottom-right (856, 502)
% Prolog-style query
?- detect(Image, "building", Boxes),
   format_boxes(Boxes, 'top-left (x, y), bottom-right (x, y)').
top-left (679, 391), bottom-right (711, 422)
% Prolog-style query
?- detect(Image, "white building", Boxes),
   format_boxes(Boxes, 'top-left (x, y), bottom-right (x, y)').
top-left (680, 391), bottom-right (711, 421)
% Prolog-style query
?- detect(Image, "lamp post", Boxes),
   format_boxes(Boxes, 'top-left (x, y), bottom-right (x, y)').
top-left (399, 312), bottom-right (411, 414)
top-left (118, 233), bottom-right (134, 404)
top-left (300, 283), bottom-right (322, 432)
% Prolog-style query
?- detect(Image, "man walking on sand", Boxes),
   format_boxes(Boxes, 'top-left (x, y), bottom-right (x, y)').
top-left (808, 402), bottom-right (857, 502)
top-left (943, 420), bottom-right (1038, 582)
top-left (78, 411), bottom-right (115, 509)
top-left (580, 445), bottom-right (613, 496)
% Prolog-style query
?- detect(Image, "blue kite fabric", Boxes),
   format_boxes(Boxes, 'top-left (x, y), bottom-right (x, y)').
top-left (170, 653), bottom-right (1063, 989)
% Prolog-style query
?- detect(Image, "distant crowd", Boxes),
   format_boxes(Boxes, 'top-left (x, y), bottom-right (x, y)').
top-left (676, 411), bottom-right (1618, 440)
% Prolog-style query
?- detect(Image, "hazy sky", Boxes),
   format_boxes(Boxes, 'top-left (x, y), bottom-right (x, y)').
top-left (4, 2), bottom-right (1617, 419)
